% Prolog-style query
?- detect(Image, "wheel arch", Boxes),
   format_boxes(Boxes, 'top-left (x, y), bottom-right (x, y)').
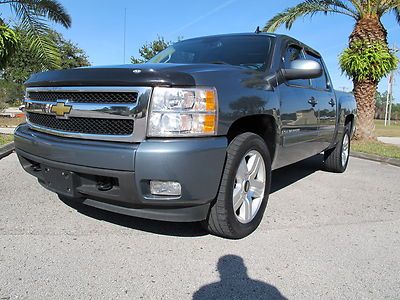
top-left (345, 113), bottom-right (356, 137)
top-left (226, 114), bottom-right (278, 163)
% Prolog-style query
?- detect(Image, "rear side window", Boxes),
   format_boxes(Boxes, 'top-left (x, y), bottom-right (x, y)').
top-left (283, 45), bottom-right (310, 87)
top-left (305, 51), bottom-right (329, 90)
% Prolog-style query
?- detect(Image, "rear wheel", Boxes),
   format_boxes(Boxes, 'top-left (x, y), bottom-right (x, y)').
top-left (324, 126), bottom-right (351, 173)
top-left (202, 133), bottom-right (272, 239)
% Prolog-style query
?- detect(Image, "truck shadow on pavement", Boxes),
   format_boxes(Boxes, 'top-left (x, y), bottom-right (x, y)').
top-left (193, 255), bottom-right (287, 300)
top-left (61, 198), bottom-right (208, 237)
top-left (61, 155), bottom-right (323, 237)
top-left (270, 154), bottom-right (323, 194)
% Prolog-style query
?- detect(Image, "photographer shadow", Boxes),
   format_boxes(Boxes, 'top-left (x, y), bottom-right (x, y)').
top-left (193, 255), bottom-right (286, 300)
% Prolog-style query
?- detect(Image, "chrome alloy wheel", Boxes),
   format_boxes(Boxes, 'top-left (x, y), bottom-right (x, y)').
top-left (341, 133), bottom-right (350, 167)
top-left (233, 150), bottom-right (266, 224)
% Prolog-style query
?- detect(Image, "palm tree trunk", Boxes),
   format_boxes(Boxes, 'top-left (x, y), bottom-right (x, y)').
top-left (349, 16), bottom-right (387, 45)
top-left (353, 79), bottom-right (377, 140)
top-left (349, 16), bottom-right (388, 140)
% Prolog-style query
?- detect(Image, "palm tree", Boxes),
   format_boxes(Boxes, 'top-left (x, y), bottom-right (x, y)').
top-left (0, 0), bottom-right (71, 69)
top-left (264, 0), bottom-right (399, 140)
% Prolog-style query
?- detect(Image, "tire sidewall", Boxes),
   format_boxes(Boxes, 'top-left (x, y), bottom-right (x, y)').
top-left (340, 127), bottom-right (351, 171)
top-left (223, 134), bottom-right (272, 238)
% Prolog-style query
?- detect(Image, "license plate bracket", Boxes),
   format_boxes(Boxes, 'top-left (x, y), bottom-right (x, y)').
top-left (41, 165), bottom-right (77, 197)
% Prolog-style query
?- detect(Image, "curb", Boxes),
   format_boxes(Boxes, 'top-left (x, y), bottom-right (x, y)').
top-left (0, 142), bottom-right (14, 160)
top-left (351, 151), bottom-right (400, 167)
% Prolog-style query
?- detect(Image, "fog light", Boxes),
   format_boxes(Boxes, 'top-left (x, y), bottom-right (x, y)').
top-left (150, 180), bottom-right (181, 196)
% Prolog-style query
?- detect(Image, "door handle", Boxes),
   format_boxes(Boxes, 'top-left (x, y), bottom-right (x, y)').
top-left (308, 97), bottom-right (318, 107)
top-left (329, 99), bottom-right (336, 107)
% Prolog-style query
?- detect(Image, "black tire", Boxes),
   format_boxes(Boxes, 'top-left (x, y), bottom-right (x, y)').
top-left (324, 126), bottom-right (351, 173)
top-left (202, 133), bottom-right (272, 239)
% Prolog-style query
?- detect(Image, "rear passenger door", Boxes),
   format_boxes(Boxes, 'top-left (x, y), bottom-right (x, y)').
top-left (278, 44), bottom-right (321, 167)
top-left (304, 51), bottom-right (337, 149)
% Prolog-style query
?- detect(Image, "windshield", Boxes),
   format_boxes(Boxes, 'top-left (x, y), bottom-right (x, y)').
top-left (148, 35), bottom-right (272, 71)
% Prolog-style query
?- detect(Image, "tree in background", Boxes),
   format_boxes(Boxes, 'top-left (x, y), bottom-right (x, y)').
top-left (375, 91), bottom-right (387, 119)
top-left (0, 24), bottom-right (19, 68)
top-left (0, 29), bottom-right (90, 108)
top-left (0, 79), bottom-right (24, 109)
top-left (51, 30), bottom-right (90, 70)
top-left (375, 90), bottom-right (400, 120)
top-left (131, 36), bottom-right (171, 64)
top-left (263, 0), bottom-right (399, 140)
top-left (3, 29), bottom-right (90, 84)
top-left (0, 0), bottom-right (71, 69)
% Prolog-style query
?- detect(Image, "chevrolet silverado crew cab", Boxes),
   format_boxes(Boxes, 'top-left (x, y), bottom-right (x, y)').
top-left (15, 33), bottom-right (356, 239)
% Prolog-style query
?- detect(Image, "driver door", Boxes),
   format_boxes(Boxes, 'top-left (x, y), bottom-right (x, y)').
top-left (277, 44), bottom-right (321, 167)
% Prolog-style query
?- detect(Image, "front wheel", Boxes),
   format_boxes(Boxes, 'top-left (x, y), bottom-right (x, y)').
top-left (202, 133), bottom-right (272, 239)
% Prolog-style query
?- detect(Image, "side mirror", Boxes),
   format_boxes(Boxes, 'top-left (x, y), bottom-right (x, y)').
top-left (281, 59), bottom-right (322, 81)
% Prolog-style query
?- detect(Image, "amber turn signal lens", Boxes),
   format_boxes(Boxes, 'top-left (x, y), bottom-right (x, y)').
top-left (205, 90), bottom-right (216, 111)
top-left (203, 115), bottom-right (216, 133)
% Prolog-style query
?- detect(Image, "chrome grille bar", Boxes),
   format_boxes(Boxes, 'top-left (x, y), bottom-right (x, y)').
top-left (25, 101), bottom-right (137, 119)
top-left (25, 86), bottom-right (152, 143)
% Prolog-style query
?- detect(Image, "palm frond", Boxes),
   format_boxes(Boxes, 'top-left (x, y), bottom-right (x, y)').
top-left (348, 0), bottom-right (364, 16)
top-left (263, 0), bottom-right (358, 32)
top-left (340, 41), bottom-right (398, 82)
top-left (1, 0), bottom-right (71, 27)
top-left (11, 1), bottom-right (61, 69)
top-left (29, 0), bottom-right (71, 28)
top-left (377, 0), bottom-right (400, 16)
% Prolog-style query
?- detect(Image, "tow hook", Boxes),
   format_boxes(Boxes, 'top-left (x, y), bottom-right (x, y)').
top-left (96, 177), bottom-right (113, 191)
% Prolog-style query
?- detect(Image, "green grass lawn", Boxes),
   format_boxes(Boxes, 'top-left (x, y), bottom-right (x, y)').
top-left (374, 119), bottom-right (400, 137)
top-left (352, 140), bottom-right (400, 159)
top-left (0, 134), bottom-right (13, 146)
top-left (350, 120), bottom-right (400, 159)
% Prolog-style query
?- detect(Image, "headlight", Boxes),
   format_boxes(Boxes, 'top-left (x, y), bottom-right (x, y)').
top-left (147, 87), bottom-right (218, 137)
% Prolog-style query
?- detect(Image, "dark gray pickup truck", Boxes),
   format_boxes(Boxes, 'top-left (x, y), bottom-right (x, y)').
top-left (15, 33), bottom-right (356, 238)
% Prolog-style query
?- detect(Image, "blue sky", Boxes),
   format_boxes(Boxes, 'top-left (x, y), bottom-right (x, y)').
top-left (3, 0), bottom-right (400, 101)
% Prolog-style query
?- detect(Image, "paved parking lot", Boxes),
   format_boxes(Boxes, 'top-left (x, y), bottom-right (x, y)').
top-left (0, 153), bottom-right (399, 299)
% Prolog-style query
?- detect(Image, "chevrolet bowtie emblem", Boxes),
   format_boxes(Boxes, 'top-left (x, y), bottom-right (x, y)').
top-left (51, 101), bottom-right (72, 118)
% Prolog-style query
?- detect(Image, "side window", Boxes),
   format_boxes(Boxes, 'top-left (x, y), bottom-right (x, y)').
top-left (283, 45), bottom-right (310, 87)
top-left (305, 51), bottom-right (329, 90)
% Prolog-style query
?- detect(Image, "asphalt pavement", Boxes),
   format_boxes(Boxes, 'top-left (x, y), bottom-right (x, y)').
top-left (0, 153), bottom-right (399, 299)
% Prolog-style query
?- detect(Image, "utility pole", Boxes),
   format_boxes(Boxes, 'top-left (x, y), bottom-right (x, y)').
top-left (388, 82), bottom-right (393, 126)
top-left (123, 8), bottom-right (127, 64)
top-left (384, 71), bottom-right (393, 126)
top-left (385, 44), bottom-right (398, 126)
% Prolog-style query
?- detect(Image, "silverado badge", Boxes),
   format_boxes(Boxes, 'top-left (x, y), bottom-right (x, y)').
top-left (50, 101), bottom-right (72, 118)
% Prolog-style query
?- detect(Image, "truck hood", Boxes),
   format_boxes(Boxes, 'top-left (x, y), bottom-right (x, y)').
top-left (25, 63), bottom-right (241, 87)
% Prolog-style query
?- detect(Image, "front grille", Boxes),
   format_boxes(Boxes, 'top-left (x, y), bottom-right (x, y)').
top-left (27, 91), bottom-right (138, 103)
top-left (27, 113), bottom-right (134, 135)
